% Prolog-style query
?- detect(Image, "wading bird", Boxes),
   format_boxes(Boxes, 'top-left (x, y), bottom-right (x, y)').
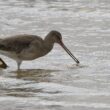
top-left (0, 30), bottom-right (79, 70)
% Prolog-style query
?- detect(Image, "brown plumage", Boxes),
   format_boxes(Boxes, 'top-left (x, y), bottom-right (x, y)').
top-left (0, 30), bottom-right (79, 70)
top-left (0, 35), bottom-right (43, 53)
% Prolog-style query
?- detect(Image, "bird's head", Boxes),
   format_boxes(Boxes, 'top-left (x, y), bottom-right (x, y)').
top-left (48, 30), bottom-right (62, 44)
top-left (45, 30), bottom-right (80, 64)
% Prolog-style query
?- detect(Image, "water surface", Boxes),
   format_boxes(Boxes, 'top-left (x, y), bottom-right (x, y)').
top-left (0, 0), bottom-right (110, 110)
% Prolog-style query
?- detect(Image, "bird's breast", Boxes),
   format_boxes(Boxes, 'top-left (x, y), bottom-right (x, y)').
top-left (18, 42), bottom-right (54, 60)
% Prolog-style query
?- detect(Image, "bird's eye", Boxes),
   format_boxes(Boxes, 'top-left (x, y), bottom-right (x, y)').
top-left (56, 35), bottom-right (61, 40)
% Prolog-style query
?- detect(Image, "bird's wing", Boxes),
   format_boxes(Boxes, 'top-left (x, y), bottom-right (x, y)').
top-left (0, 35), bottom-right (43, 53)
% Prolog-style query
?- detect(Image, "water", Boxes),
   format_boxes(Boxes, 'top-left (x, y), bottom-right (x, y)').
top-left (0, 0), bottom-right (110, 110)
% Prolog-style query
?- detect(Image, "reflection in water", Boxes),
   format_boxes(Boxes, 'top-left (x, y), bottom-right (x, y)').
top-left (10, 69), bottom-right (59, 81)
top-left (1, 69), bottom-right (60, 97)
top-left (68, 64), bottom-right (88, 69)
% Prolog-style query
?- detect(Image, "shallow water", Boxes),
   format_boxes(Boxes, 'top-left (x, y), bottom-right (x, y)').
top-left (0, 0), bottom-right (110, 110)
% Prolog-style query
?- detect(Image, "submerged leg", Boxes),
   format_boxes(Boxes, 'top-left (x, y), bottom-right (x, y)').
top-left (16, 60), bottom-right (22, 70)
top-left (0, 58), bottom-right (7, 69)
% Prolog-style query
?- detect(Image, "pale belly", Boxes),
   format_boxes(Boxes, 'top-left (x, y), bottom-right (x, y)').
top-left (0, 50), bottom-right (18, 60)
top-left (0, 50), bottom-right (39, 61)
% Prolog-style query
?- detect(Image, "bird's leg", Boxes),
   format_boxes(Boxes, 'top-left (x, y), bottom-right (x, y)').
top-left (0, 58), bottom-right (8, 69)
top-left (16, 60), bottom-right (22, 70)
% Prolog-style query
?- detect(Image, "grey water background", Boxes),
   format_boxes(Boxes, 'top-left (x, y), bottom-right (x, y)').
top-left (0, 0), bottom-right (110, 110)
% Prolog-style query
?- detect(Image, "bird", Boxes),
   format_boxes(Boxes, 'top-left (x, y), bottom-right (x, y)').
top-left (0, 30), bottom-right (80, 70)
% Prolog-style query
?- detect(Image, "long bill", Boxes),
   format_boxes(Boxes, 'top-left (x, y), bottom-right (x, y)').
top-left (59, 41), bottom-right (80, 64)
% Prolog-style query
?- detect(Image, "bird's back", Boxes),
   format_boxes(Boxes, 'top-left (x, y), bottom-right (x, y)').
top-left (0, 34), bottom-right (43, 53)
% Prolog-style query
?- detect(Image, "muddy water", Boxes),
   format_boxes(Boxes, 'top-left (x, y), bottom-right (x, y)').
top-left (0, 0), bottom-right (110, 110)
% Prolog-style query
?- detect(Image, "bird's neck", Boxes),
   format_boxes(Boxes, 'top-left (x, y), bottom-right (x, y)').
top-left (43, 36), bottom-right (54, 54)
